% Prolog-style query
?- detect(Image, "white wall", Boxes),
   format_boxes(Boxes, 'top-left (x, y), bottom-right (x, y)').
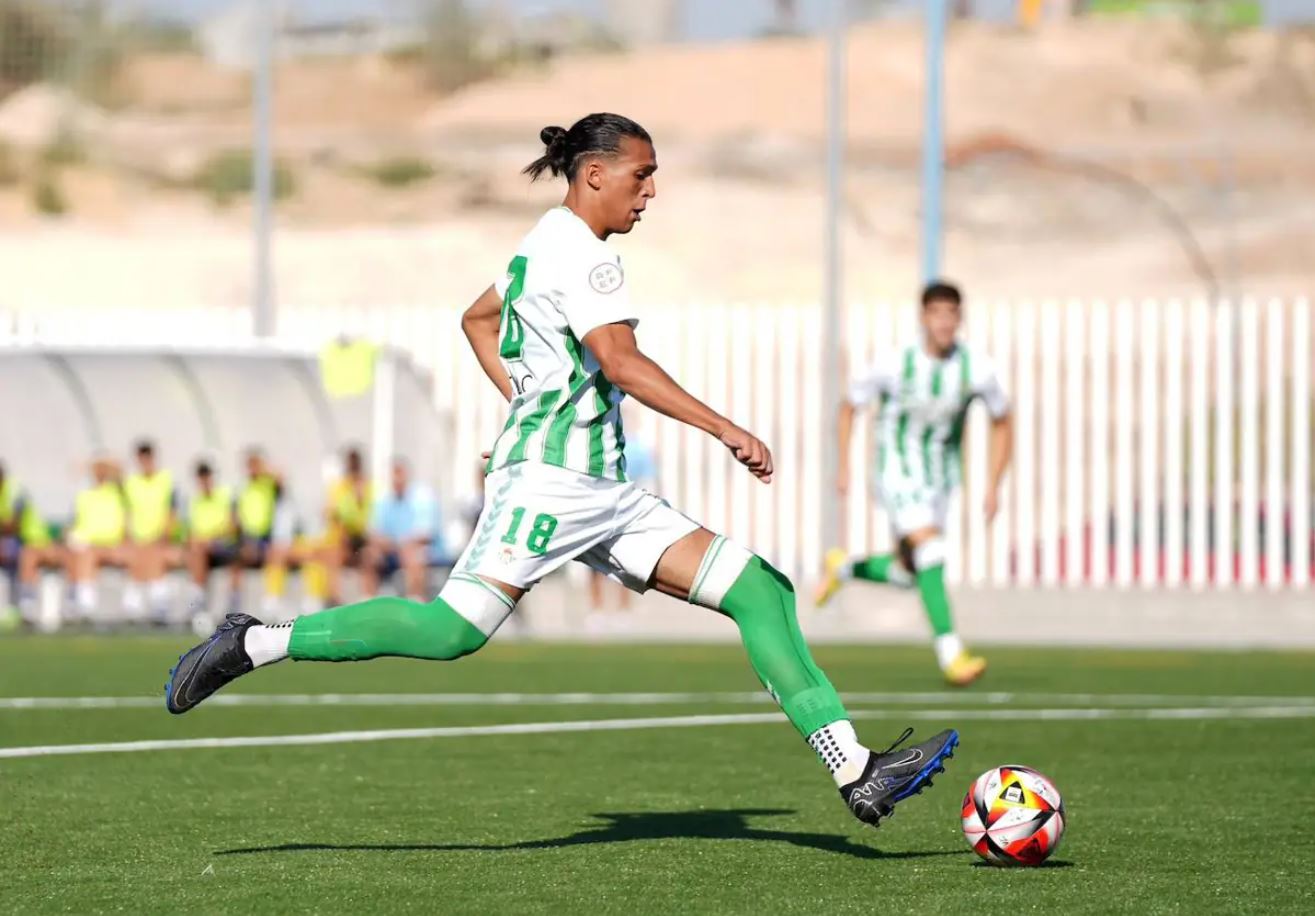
top-left (4, 297), bottom-right (1311, 591)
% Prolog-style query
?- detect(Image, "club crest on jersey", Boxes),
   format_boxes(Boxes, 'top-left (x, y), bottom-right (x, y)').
top-left (589, 262), bottom-right (623, 294)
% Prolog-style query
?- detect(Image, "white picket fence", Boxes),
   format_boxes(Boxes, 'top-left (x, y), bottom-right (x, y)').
top-left (3, 298), bottom-right (1311, 591)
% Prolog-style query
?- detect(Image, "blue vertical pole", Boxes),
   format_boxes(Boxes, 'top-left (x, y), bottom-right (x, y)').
top-left (921, 0), bottom-right (947, 284)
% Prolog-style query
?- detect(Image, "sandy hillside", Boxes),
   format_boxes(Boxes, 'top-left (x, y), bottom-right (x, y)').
top-left (0, 20), bottom-right (1312, 312)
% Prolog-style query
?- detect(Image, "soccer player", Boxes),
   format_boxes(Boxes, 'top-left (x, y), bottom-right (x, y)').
top-left (166, 113), bottom-right (959, 829)
top-left (814, 281), bottom-right (1013, 687)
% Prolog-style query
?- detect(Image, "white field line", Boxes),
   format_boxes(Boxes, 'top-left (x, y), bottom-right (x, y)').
top-left (2, 706), bottom-right (1314, 759)
top-left (3, 691), bottom-right (1314, 711)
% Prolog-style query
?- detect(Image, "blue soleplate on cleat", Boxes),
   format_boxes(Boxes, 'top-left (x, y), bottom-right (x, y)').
top-left (891, 729), bottom-right (959, 802)
top-left (163, 653), bottom-right (185, 707)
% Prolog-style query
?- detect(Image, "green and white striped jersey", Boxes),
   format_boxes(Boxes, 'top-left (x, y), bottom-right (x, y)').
top-left (485, 207), bottom-right (636, 481)
top-left (848, 342), bottom-right (1010, 492)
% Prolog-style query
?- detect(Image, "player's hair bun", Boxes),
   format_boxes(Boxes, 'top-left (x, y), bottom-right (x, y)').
top-left (540, 125), bottom-right (568, 150)
top-left (522, 114), bottom-right (651, 183)
top-left (524, 125), bottom-right (572, 181)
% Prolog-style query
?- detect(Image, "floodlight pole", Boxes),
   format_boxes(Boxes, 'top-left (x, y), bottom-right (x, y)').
top-left (921, 0), bottom-right (947, 283)
top-left (253, 0), bottom-right (276, 338)
top-left (821, 0), bottom-right (846, 559)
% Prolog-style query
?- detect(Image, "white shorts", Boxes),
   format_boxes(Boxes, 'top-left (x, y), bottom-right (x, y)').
top-left (453, 462), bottom-right (701, 592)
top-left (876, 473), bottom-right (950, 537)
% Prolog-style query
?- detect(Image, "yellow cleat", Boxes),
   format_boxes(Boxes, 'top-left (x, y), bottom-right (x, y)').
top-left (944, 652), bottom-right (988, 688)
top-left (813, 547), bottom-right (849, 609)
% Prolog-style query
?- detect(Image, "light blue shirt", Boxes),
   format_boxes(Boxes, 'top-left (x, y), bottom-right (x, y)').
top-left (370, 484), bottom-right (441, 557)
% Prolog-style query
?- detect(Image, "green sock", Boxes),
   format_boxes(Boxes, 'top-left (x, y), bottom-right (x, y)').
top-left (850, 553), bottom-right (912, 586)
top-left (916, 563), bottom-right (954, 637)
top-left (718, 556), bottom-right (849, 737)
top-left (288, 595), bottom-right (489, 662)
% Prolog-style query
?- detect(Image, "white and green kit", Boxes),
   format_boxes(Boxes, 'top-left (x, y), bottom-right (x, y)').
top-left (226, 204), bottom-right (874, 793)
top-left (849, 342), bottom-right (1009, 535)
top-left (485, 206), bottom-right (631, 481)
top-left (456, 206), bottom-right (698, 608)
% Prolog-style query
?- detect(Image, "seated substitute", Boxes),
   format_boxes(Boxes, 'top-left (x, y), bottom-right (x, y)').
top-left (321, 446), bottom-right (372, 605)
top-left (64, 455), bottom-right (129, 620)
top-left (185, 460), bottom-right (238, 604)
top-left (123, 439), bottom-right (181, 622)
top-left (361, 458), bottom-right (439, 600)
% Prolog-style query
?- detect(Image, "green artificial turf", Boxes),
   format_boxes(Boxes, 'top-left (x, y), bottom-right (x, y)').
top-left (2, 638), bottom-right (1313, 914)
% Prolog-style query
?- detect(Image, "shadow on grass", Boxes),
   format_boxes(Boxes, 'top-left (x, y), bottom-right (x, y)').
top-left (217, 808), bottom-right (970, 862)
top-left (971, 859), bottom-right (1075, 869)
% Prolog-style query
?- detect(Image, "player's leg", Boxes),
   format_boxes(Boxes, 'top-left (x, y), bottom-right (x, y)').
top-left (67, 543), bottom-right (101, 620)
top-left (593, 493), bottom-right (958, 827)
top-left (813, 481), bottom-right (915, 608)
top-left (187, 541), bottom-right (209, 589)
top-left (122, 540), bottom-right (148, 620)
top-left (359, 542), bottom-right (383, 597)
top-left (142, 542), bottom-right (172, 623)
top-left (320, 540), bottom-right (346, 606)
top-left (650, 529), bottom-right (855, 743)
top-left (17, 543), bottom-right (41, 620)
top-left (900, 522), bottom-right (985, 687)
top-left (166, 569), bottom-right (516, 713)
top-left (259, 539), bottom-right (292, 615)
top-left (815, 547), bottom-right (915, 606)
top-left (398, 544), bottom-right (425, 600)
top-left (166, 464), bottom-right (577, 714)
top-left (0, 538), bottom-right (18, 615)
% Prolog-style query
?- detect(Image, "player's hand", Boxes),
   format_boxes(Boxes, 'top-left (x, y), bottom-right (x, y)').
top-left (984, 487), bottom-right (1001, 524)
top-left (718, 425), bottom-right (773, 483)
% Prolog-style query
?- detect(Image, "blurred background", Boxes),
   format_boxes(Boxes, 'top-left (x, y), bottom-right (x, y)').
top-left (0, 0), bottom-right (1311, 644)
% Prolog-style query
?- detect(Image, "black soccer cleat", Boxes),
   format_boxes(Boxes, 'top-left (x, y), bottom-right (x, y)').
top-left (840, 727), bottom-right (959, 828)
top-left (164, 612), bottom-right (262, 714)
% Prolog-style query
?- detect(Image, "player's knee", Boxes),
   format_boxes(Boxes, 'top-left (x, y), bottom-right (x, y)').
top-left (688, 537), bottom-right (795, 614)
top-left (418, 604), bottom-right (488, 660)
top-left (910, 536), bottom-right (947, 572)
top-left (433, 573), bottom-right (514, 655)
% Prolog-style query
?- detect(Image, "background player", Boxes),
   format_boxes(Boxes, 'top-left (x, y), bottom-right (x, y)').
top-left (166, 112), bottom-right (958, 831)
top-left (815, 281), bottom-right (1013, 686)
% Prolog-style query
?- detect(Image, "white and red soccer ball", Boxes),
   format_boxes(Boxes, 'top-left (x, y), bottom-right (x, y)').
top-left (961, 765), bottom-right (1066, 866)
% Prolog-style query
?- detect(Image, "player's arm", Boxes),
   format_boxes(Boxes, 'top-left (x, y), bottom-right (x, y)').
top-left (836, 400), bottom-right (856, 496)
top-left (837, 359), bottom-right (885, 496)
top-left (978, 358), bottom-right (1013, 523)
top-left (461, 285), bottom-right (514, 403)
top-left (984, 413), bottom-right (1013, 523)
top-left (1, 494), bottom-right (23, 536)
top-left (162, 487), bottom-right (179, 545)
top-left (584, 323), bottom-right (773, 483)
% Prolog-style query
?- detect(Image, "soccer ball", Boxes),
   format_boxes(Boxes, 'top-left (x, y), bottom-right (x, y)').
top-left (961, 765), bottom-right (1065, 866)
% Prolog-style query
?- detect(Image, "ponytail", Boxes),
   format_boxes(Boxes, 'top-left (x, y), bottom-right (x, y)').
top-left (521, 113), bottom-right (652, 183)
top-left (522, 125), bottom-right (571, 181)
